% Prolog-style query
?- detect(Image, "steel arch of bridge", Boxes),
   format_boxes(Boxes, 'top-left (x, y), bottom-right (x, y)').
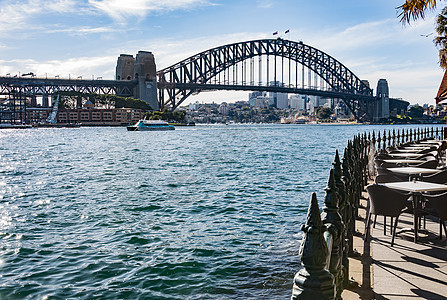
top-left (157, 38), bottom-right (375, 120)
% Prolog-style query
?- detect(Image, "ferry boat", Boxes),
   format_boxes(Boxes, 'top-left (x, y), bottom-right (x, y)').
top-left (127, 120), bottom-right (175, 131)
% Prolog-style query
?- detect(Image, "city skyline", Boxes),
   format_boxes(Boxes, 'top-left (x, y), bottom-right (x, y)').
top-left (0, 0), bottom-right (443, 105)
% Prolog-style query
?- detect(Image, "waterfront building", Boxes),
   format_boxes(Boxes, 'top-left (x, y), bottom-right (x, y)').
top-left (54, 107), bottom-right (143, 125)
top-left (26, 107), bottom-right (52, 123)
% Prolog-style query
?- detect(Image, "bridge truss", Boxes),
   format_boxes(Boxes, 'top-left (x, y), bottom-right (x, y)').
top-left (157, 38), bottom-right (375, 121)
top-left (0, 77), bottom-right (136, 99)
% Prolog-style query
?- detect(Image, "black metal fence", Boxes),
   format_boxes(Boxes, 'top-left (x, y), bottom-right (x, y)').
top-left (291, 127), bottom-right (445, 299)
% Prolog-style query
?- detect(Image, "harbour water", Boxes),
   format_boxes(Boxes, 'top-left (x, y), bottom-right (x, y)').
top-left (0, 124), bottom-right (442, 299)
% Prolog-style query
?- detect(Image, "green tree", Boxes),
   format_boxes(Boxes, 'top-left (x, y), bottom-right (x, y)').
top-left (316, 107), bottom-right (333, 119)
top-left (435, 6), bottom-right (447, 68)
top-left (408, 105), bottom-right (424, 119)
top-left (144, 109), bottom-right (186, 122)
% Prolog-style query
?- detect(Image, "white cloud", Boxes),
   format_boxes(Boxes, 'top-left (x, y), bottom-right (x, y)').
top-left (0, 55), bottom-right (116, 79)
top-left (257, 0), bottom-right (274, 9)
top-left (0, 0), bottom-right (78, 35)
top-left (88, 0), bottom-right (213, 21)
top-left (45, 26), bottom-right (119, 35)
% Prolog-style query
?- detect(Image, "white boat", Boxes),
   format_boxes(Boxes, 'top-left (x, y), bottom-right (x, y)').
top-left (127, 120), bottom-right (175, 131)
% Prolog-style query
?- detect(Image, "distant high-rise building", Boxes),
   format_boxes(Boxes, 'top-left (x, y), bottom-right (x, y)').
top-left (289, 95), bottom-right (305, 110)
top-left (249, 91), bottom-right (269, 108)
top-left (188, 101), bottom-right (200, 111)
top-left (268, 81), bottom-right (288, 109)
top-left (218, 103), bottom-right (229, 115)
top-left (249, 96), bottom-right (269, 108)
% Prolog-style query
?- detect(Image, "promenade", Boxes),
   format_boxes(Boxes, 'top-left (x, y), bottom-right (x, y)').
top-left (343, 191), bottom-right (447, 299)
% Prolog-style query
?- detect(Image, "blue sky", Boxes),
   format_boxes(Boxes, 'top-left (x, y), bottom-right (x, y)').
top-left (0, 0), bottom-right (443, 105)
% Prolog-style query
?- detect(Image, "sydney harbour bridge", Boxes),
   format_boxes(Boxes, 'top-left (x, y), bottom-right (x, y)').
top-left (0, 38), bottom-right (408, 123)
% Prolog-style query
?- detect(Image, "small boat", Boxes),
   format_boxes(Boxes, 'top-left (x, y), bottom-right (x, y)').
top-left (127, 120), bottom-right (175, 131)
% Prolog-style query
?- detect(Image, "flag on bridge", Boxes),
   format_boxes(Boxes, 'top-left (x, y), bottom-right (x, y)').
top-left (285, 29), bottom-right (290, 34)
top-left (273, 31), bottom-right (278, 35)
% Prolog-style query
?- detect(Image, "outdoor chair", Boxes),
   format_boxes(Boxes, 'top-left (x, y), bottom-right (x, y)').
top-left (416, 147), bottom-right (438, 154)
top-left (422, 192), bottom-right (447, 239)
top-left (418, 151), bottom-right (439, 160)
top-left (365, 184), bottom-right (412, 246)
top-left (375, 174), bottom-right (406, 184)
top-left (376, 166), bottom-right (409, 181)
top-left (412, 158), bottom-right (438, 169)
top-left (385, 146), bottom-right (398, 153)
top-left (421, 169), bottom-right (447, 184)
top-left (375, 152), bottom-right (393, 160)
top-left (379, 161), bottom-right (403, 168)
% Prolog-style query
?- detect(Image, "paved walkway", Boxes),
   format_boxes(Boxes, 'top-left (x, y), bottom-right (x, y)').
top-left (342, 193), bottom-right (447, 299)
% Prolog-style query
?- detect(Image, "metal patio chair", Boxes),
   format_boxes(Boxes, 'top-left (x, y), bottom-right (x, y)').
top-left (365, 184), bottom-right (412, 246)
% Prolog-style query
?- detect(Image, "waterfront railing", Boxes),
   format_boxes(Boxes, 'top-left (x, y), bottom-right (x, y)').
top-left (291, 127), bottom-right (445, 299)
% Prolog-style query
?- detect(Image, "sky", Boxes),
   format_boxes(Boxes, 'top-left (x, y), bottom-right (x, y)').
top-left (0, 0), bottom-right (444, 105)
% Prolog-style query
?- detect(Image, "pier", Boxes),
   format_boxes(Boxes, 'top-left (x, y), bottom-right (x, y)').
top-left (292, 128), bottom-right (447, 299)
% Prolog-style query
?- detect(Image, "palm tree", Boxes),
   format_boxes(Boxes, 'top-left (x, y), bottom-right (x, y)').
top-left (398, 0), bottom-right (438, 24)
top-left (398, 1), bottom-right (447, 68)
top-left (435, 7), bottom-right (447, 68)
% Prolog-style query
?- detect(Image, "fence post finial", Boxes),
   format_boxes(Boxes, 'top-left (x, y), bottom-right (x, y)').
top-left (292, 193), bottom-right (335, 300)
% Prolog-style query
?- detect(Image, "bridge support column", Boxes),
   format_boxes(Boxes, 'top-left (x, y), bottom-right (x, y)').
top-left (42, 93), bottom-right (49, 107)
top-left (30, 95), bottom-right (37, 107)
top-left (135, 51), bottom-right (159, 111)
top-left (373, 79), bottom-right (390, 121)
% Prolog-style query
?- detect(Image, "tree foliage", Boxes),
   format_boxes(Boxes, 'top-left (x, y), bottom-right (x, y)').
top-left (144, 109), bottom-right (186, 122)
top-left (55, 92), bottom-right (152, 110)
top-left (435, 6), bottom-right (447, 68)
top-left (95, 94), bottom-right (152, 110)
top-left (315, 106), bottom-right (333, 119)
top-left (408, 105), bottom-right (424, 119)
top-left (398, 0), bottom-right (438, 24)
top-left (397, 0), bottom-right (447, 68)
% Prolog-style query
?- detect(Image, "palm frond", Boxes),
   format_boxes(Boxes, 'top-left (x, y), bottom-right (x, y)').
top-left (398, 0), bottom-right (438, 25)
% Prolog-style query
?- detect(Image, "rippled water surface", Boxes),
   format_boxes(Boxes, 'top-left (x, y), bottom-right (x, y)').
top-left (0, 124), bottom-right (440, 299)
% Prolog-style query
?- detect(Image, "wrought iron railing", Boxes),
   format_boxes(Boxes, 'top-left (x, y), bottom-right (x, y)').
top-left (291, 126), bottom-right (445, 299)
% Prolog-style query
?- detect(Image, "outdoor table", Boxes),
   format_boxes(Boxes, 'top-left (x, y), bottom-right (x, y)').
top-left (416, 141), bottom-right (442, 145)
top-left (401, 146), bottom-right (432, 150)
top-left (386, 167), bottom-right (441, 175)
top-left (382, 181), bottom-right (447, 242)
top-left (388, 153), bottom-right (423, 158)
top-left (391, 149), bottom-right (424, 153)
top-left (382, 159), bottom-right (425, 165)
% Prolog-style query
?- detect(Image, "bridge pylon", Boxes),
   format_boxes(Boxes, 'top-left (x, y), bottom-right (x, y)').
top-left (116, 51), bottom-right (159, 110)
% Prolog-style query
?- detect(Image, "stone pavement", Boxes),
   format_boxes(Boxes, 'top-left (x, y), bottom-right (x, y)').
top-left (342, 194), bottom-right (447, 299)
